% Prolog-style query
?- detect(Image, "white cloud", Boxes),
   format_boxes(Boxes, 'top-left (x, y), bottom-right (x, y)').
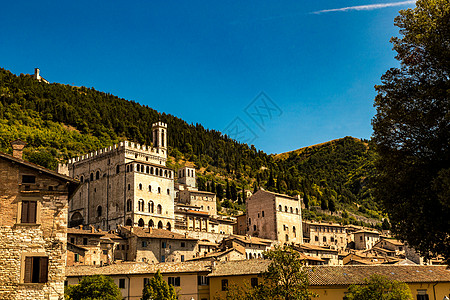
top-left (311, 0), bottom-right (416, 14)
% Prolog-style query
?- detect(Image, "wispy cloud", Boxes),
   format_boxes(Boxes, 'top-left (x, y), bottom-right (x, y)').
top-left (311, 0), bottom-right (416, 14)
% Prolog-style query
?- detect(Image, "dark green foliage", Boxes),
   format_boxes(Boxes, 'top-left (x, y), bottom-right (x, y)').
top-left (0, 68), bottom-right (377, 219)
top-left (382, 219), bottom-right (391, 231)
top-left (141, 270), bottom-right (177, 300)
top-left (372, 0), bottom-right (450, 262)
top-left (65, 275), bottom-right (122, 300)
top-left (344, 274), bottom-right (412, 300)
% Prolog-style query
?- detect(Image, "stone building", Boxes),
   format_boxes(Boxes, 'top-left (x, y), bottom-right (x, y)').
top-left (302, 221), bottom-right (347, 250)
top-left (60, 122), bottom-right (175, 231)
top-left (354, 230), bottom-right (381, 250)
top-left (246, 190), bottom-right (303, 244)
top-left (120, 226), bottom-right (199, 263)
top-left (0, 141), bottom-right (79, 300)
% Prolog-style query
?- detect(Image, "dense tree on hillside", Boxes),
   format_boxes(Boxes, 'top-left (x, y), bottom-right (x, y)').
top-left (0, 68), bottom-right (377, 219)
top-left (372, 0), bottom-right (450, 262)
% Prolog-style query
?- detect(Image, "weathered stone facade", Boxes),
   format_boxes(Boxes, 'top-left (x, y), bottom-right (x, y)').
top-left (62, 122), bottom-right (175, 231)
top-left (0, 147), bottom-right (79, 300)
top-left (246, 190), bottom-right (303, 244)
top-left (302, 221), bottom-right (347, 250)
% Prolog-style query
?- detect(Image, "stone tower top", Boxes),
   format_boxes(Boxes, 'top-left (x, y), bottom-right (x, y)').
top-left (152, 122), bottom-right (167, 150)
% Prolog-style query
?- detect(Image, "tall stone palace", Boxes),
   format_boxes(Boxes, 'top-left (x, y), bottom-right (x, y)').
top-left (59, 122), bottom-right (175, 231)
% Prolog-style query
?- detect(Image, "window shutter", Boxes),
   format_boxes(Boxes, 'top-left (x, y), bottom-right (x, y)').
top-left (21, 201), bottom-right (29, 223)
top-left (24, 257), bottom-right (33, 283)
top-left (175, 277), bottom-right (180, 286)
top-left (39, 257), bottom-right (48, 283)
top-left (29, 201), bottom-right (37, 223)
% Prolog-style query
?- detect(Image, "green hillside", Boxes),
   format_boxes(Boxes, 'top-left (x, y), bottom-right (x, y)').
top-left (0, 68), bottom-right (380, 226)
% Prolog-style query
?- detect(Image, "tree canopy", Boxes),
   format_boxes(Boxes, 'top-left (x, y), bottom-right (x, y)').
top-left (64, 275), bottom-right (122, 300)
top-left (141, 270), bottom-right (177, 300)
top-left (344, 274), bottom-right (412, 300)
top-left (372, 0), bottom-right (450, 262)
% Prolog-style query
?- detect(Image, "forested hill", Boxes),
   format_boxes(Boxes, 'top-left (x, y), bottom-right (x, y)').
top-left (0, 68), bottom-right (379, 225)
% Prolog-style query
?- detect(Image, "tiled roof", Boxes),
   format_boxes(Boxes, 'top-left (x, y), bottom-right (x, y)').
top-left (67, 228), bottom-right (105, 236)
top-left (226, 235), bottom-right (273, 246)
top-left (308, 265), bottom-right (450, 285)
top-left (381, 238), bottom-right (404, 246)
top-left (354, 230), bottom-right (380, 235)
top-left (67, 261), bottom-right (212, 277)
top-left (208, 259), bottom-right (271, 277)
top-left (252, 189), bottom-right (299, 200)
top-left (122, 226), bottom-right (197, 241)
top-left (208, 261), bottom-right (450, 284)
top-left (303, 221), bottom-right (346, 228)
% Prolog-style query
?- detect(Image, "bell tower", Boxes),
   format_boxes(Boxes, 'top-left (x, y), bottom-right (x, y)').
top-left (152, 122), bottom-right (167, 151)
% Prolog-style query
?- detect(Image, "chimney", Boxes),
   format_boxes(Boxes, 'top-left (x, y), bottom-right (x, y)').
top-left (11, 140), bottom-right (26, 159)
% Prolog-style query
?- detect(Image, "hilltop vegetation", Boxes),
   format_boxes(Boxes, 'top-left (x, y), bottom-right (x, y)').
top-left (0, 68), bottom-right (380, 225)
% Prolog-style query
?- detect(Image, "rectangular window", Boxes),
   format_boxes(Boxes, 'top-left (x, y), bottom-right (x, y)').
top-left (119, 278), bottom-right (126, 289)
top-left (417, 290), bottom-right (429, 300)
top-left (162, 241), bottom-right (166, 248)
top-left (181, 242), bottom-right (185, 247)
top-left (198, 275), bottom-right (209, 286)
top-left (251, 277), bottom-right (258, 288)
top-left (161, 255), bottom-right (165, 262)
top-left (70, 237), bottom-right (75, 244)
top-left (21, 200), bottom-right (37, 224)
top-left (23, 256), bottom-right (48, 283)
top-left (142, 241), bottom-right (148, 247)
top-left (102, 250), bottom-right (108, 255)
top-left (74, 254), bottom-right (79, 262)
top-left (168, 277), bottom-right (181, 287)
top-left (221, 279), bottom-right (228, 291)
top-left (83, 238), bottom-right (88, 245)
top-left (22, 175), bottom-right (36, 184)
top-left (181, 255), bottom-right (185, 262)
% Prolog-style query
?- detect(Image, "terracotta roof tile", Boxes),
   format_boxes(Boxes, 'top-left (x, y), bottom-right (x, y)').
top-left (66, 261), bottom-right (212, 277)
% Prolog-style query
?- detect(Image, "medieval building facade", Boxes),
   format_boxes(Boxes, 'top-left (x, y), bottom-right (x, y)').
top-left (60, 122), bottom-right (175, 231)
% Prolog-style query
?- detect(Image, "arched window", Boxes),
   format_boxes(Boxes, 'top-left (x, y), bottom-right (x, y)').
top-left (151, 167), bottom-right (154, 174)
top-left (296, 208), bottom-right (299, 214)
top-left (116, 165), bottom-right (120, 174)
top-left (158, 221), bottom-right (163, 229)
top-left (159, 169), bottom-right (163, 176)
top-left (168, 171), bottom-right (171, 178)
top-left (285, 206), bottom-right (288, 212)
top-left (80, 175), bottom-right (84, 183)
top-left (248, 218), bottom-right (251, 225)
top-left (138, 199), bottom-right (144, 211)
top-left (138, 218), bottom-right (144, 227)
top-left (290, 207), bottom-right (293, 213)
top-left (90, 173), bottom-right (94, 181)
top-left (164, 170), bottom-right (168, 177)
top-left (148, 201), bottom-right (154, 213)
top-left (97, 206), bottom-right (102, 217)
top-left (323, 236), bottom-right (327, 243)
top-left (155, 168), bottom-right (158, 176)
top-left (127, 184), bottom-right (131, 190)
top-left (126, 218), bottom-right (132, 226)
top-left (188, 169), bottom-right (190, 177)
top-left (149, 219), bottom-right (154, 228)
top-left (293, 226), bottom-right (296, 237)
top-left (149, 185), bottom-right (152, 192)
top-left (157, 204), bottom-right (162, 214)
top-left (126, 165), bottom-right (129, 172)
top-left (146, 166), bottom-right (149, 173)
top-left (158, 187), bottom-right (161, 194)
top-left (167, 189), bottom-right (170, 195)
top-left (262, 211), bottom-right (265, 217)
top-left (315, 236), bottom-right (319, 242)
top-left (138, 183), bottom-right (142, 190)
top-left (278, 205), bottom-right (282, 212)
top-left (96, 171), bottom-right (100, 180)
top-left (285, 234), bottom-right (289, 242)
top-left (166, 222), bottom-right (171, 231)
top-left (126, 199), bottom-right (132, 212)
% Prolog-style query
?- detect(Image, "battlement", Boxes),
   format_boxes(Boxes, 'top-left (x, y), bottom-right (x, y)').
top-left (152, 121), bottom-right (167, 128)
top-left (67, 140), bottom-right (165, 165)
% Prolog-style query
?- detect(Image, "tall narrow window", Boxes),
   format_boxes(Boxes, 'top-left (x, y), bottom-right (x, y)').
top-left (96, 171), bottom-right (100, 180)
top-left (21, 200), bottom-right (37, 224)
top-left (157, 205), bottom-right (162, 214)
top-left (221, 279), bottom-right (228, 291)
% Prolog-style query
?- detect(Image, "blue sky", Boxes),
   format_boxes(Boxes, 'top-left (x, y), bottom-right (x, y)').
top-left (1, 1), bottom-right (416, 154)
